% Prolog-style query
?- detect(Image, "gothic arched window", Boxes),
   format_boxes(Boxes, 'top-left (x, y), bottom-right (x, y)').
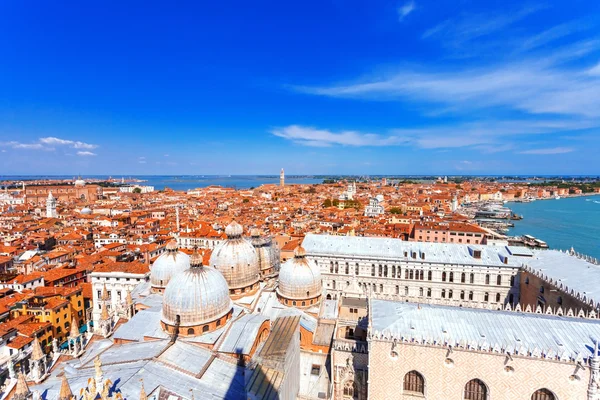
top-left (464, 379), bottom-right (487, 400)
top-left (343, 381), bottom-right (354, 397)
top-left (531, 388), bottom-right (556, 400)
top-left (403, 370), bottom-right (425, 394)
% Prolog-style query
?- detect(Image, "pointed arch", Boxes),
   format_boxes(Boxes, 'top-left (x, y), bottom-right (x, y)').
top-left (531, 388), bottom-right (556, 400)
top-left (403, 370), bottom-right (425, 394)
top-left (464, 378), bottom-right (488, 400)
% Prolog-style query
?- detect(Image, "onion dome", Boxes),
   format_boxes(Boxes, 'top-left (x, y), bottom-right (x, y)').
top-left (74, 177), bottom-right (86, 187)
top-left (150, 241), bottom-right (190, 292)
top-left (161, 250), bottom-right (232, 335)
top-left (209, 221), bottom-right (260, 296)
top-left (80, 207), bottom-right (92, 215)
top-left (277, 246), bottom-right (322, 307)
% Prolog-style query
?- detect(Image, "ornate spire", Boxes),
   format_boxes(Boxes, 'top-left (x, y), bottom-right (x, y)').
top-left (31, 337), bottom-right (44, 361)
top-left (94, 355), bottom-right (104, 388)
top-left (101, 284), bottom-right (109, 301)
top-left (58, 375), bottom-right (74, 400)
top-left (100, 300), bottom-right (109, 321)
top-left (13, 372), bottom-right (31, 400)
top-left (70, 317), bottom-right (79, 339)
top-left (126, 289), bottom-right (133, 306)
top-left (140, 379), bottom-right (148, 400)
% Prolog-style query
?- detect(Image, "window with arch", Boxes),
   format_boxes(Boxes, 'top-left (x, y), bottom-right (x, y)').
top-left (449, 272), bottom-right (454, 282)
top-left (427, 288), bottom-right (432, 297)
top-left (484, 292), bottom-right (489, 302)
top-left (461, 272), bottom-right (466, 283)
top-left (428, 271), bottom-right (432, 281)
top-left (403, 370), bottom-right (425, 394)
top-left (470, 273), bottom-right (475, 284)
top-left (497, 275), bottom-right (502, 285)
top-left (510, 275), bottom-right (515, 286)
top-left (540, 286), bottom-right (545, 294)
top-left (531, 388), bottom-right (556, 400)
top-left (485, 274), bottom-right (490, 285)
top-left (202, 325), bottom-right (209, 333)
top-left (187, 328), bottom-right (195, 335)
top-left (343, 381), bottom-right (355, 398)
top-left (557, 296), bottom-right (563, 305)
top-left (442, 272), bottom-right (447, 282)
top-left (496, 293), bottom-right (501, 302)
top-left (464, 379), bottom-right (487, 400)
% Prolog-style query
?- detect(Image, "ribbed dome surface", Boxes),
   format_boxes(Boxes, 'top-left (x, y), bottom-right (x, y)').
top-left (150, 249), bottom-right (190, 289)
top-left (80, 207), bottom-right (92, 215)
top-left (162, 266), bottom-right (232, 327)
top-left (277, 246), bottom-right (322, 300)
top-left (210, 223), bottom-right (260, 290)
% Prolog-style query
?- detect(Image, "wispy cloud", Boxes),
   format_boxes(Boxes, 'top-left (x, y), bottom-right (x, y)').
top-left (271, 125), bottom-right (409, 147)
top-left (273, 120), bottom-right (592, 151)
top-left (77, 151), bottom-right (97, 156)
top-left (519, 147), bottom-right (574, 155)
top-left (39, 137), bottom-right (97, 149)
top-left (397, 1), bottom-right (415, 22)
top-left (291, 42), bottom-right (600, 118)
top-left (422, 5), bottom-right (542, 44)
top-left (0, 137), bottom-right (98, 151)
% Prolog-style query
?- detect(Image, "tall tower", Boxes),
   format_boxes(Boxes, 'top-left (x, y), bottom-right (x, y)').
top-left (46, 191), bottom-right (57, 218)
top-left (280, 168), bottom-right (285, 187)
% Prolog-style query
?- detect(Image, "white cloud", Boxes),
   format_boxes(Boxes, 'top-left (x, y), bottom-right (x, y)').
top-left (40, 137), bottom-right (97, 149)
top-left (589, 62), bottom-right (600, 76)
top-left (77, 151), bottom-right (97, 156)
top-left (292, 52), bottom-right (600, 118)
top-left (519, 147), bottom-right (574, 155)
top-left (397, 1), bottom-right (415, 21)
top-left (271, 125), bottom-right (410, 147)
top-left (422, 5), bottom-right (542, 44)
top-left (0, 137), bottom-right (98, 152)
top-left (272, 119), bottom-right (592, 151)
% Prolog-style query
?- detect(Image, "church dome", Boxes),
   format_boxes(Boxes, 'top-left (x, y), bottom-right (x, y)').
top-left (277, 246), bottom-right (322, 307)
top-left (80, 207), bottom-right (92, 215)
top-left (150, 241), bottom-right (190, 292)
top-left (74, 178), bottom-right (86, 187)
top-left (161, 251), bottom-right (232, 334)
top-left (250, 230), bottom-right (280, 278)
top-left (209, 221), bottom-right (260, 296)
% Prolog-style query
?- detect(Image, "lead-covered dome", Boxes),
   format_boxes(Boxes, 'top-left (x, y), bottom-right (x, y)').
top-left (277, 246), bottom-right (322, 308)
top-left (161, 251), bottom-right (232, 335)
top-left (209, 221), bottom-right (260, 297)
top-left (80, 207), bottom-right (92, 215)
top-left (150, 241), bottom-right (190, 292)
top-left (250, 229), bottom-right (278, 278)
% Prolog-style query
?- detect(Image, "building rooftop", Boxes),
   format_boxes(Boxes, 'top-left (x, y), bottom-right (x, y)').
top-left (303, 233), bottom-right (517, 267)
top-left (371, 299), bottom-right (600, 363)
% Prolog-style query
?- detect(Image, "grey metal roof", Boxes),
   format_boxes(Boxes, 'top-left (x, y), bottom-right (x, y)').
top-left (303, 233), bottom-right (517, 267)
top-left (31, 340), bottom-right (246, 399)
top-left (521, 250), bottom-right (600, 307)
top-left (217, 314), bottom-right (270, 355)
top-left (371, 299), bottom-right (600, 362)
top-left (320, 299), bottom-right (339, 320)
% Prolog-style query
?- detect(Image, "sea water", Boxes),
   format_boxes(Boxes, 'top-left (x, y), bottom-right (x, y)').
top-left (507, 196), bottom-right (600, 258)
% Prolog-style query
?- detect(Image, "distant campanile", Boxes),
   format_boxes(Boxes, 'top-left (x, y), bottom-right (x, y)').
top-left (280, 168), bottom-right (285, 187)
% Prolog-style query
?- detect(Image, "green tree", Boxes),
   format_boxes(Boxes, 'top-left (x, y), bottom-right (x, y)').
top-left (132, 187), bottom-right (142, 194)
top-left (323, 199), bottom-right (332, 208)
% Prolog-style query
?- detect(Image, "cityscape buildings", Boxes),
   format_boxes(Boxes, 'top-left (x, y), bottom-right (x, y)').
top-left (0, 176), bottom-right (599, 399)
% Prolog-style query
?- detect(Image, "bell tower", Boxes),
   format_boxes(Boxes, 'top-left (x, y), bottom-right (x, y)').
top-left (280, 168), bottom-right (285, 187)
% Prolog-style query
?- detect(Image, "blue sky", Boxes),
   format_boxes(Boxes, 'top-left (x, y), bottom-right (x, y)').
top-left (1, 0), bottom-right (599, 175)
